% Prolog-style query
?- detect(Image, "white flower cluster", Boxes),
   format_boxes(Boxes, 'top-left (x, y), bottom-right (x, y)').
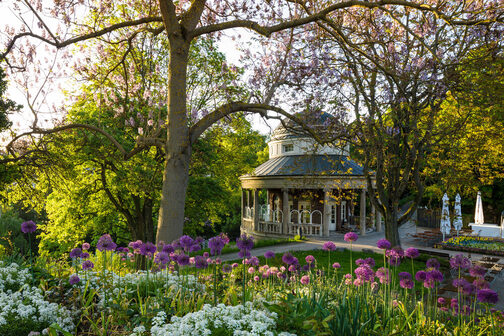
top-left (144, 302), bottom-right (296, 336)
top-left (0, 284), bottom-right (74, 332)
top-left (0, 261), bottom-right (31, 291)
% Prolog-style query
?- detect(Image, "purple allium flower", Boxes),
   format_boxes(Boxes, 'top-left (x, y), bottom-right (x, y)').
top-left (405, 247), bottom-right (419, 259)
top-left (236, 234), bottom-right (254, 251)
top-left (82, 243), bottom-right (90, 251)
top-left (249, 256), bottom-right (260, 266)
top-left (248, 267), bottom-right (255, 274)
top-left (386, 249), bottom-right (402, 266)
top-left (438, 297), bottom-right (446, 305)
top-left (300, 275), bottom-right (310, 285)
top-left (97, 234), bottom-right (117, 252)
top-left (194, 256), bottom-right (208, 269)
top-left (208, 236), bottom-right (226, 256)
top-left (69, 274), bottom-right (80, 285)
top-left (129, 240), bottom-right (143, 250)
top-left (415, 270), bottom-right (427, 282)
top-left (426, 258), bottom-right (440, 270)
top-left (332, 262), bottom-right (341, 269)
top-left (399, 272), bottom-right (412, 280)
top-left (69, 248), bottom-right (82, 259)
top-left (80, 252), bottom-right (90, 259)
top-left (21, 220), bottom-right (37, 234)
top-left (140, 242), bottom-right (157, 257)
top-left (473, 278), bottom-right (489, 290)
top-left (355, 265), bottom-right (374, 282)
top-left (162, 244), bottom-right (174, 254)
top-left (305, 255), bottom-right (315, 264)
top-left (203, 252), bottom-right (210, 258)
top-left (154, 252), bottom-right (170, 265)
top-left (288, 265), bottom-right (297, 272)
top-left (177, 253), bottom-right (190, 266)
top-left (450, 254), bottom-right (471, 270)
top-left (322, 241), bottom-right (336, 251)
top-left (453, 278), bottom-right (470, 292)
top-left (264, 251), bottom-right (275, 259)
top-left (427, 269), bottom-right (444, 282)
top-left (376, 267), bottom-right (390, 284)
top-left (218, 233), bottom-right (230, 245)
top-left (222, 264), bottom-right (232, 273)
top-left (189, 242), bottom-right (201, 252)
top-left (253, 275), bottom-right (260, 281)
top-left (423, 279), bottom-right (435, 288)
top-left (469, 265), bottom-right (486, 278)
top-left (179, 235), bottom-right (194, 252)
top-left (477, 289), bottom-right (499, 304)
top-left (344, 232), bottom-right (358, 242)
top-left (238, 250), bottom-right (251, 258)
top-left (400, 278), bottom-right (414, 289)
top-left (82, 260), bottom-right (94, 270)
top-left (282, 252), bottom-right (295, 265)
top-left (377, 239), bottom-right (391, 250)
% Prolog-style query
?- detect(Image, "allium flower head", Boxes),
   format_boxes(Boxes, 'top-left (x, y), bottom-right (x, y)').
top-left (427, 269), bottom-right (443, 282)
top-left (179, 235), bottom-right (194, 252)
top-left (438, 297), bottom-right (446, 305)
top-left (450, 254), bottom-right (471, 270)
top-left (344, 232), bottom-right (358, 242)
top-left (249, 256), bottom-right (260, 266)
top-left (477, 289), bottom-right (499, 304)
top-left (469, 265), bottom-right (486, 278)
top-left (377, 239), bottom-right (391, 250)
top-left (219, 233), bottom-right (230, 245)
top-left (473, 278), bottom-right (489, 290)
top-left (129, 240), bottom-right (143, 250)
top-left (399, 272), bottom-right (412, 280)
top-left (21, 220), bottom-right (37, 234)
top-left (426, 258), bottom-right (440, 270)
top-left (140, 242), bottom-right (157, 257)
top-left (82, 260), bottom-right (94, 270)
top-left (176, 253), bottom-right (190, 266)
top-left (208, 236), bottom-right (226, 256)
top-left (82, 242), bottom-right (90, 250)
top-left (415, 270), bottom-right (427, 282)
top-left (405, 248), bottom-right (419, 259)
top-left (69, 248), bottom-right (82, 259)
top-left (80, 252), bottom-right (90, 259)
top-left (300, 275), bottom-right (310, 285)
top-left (194, 256), bottom-right (208, 269)
top-left (97, 234), bottom-right (117, 252)
top-left (154, 252), bottom-right (170, 265)
top-left (236, 234), bottom-right (254, 251)
top-left (264, 250), bottom-right (275, 259)
top-left (323, 241), bottom-right (336, 251)
top-left (282, 252), bottom-right (296, 265)
top-left (355, 265), bottom-right (374, 282)
top-left (332, 262), bottom-right (341, 269)
top-left (305, 255), bottom-right (315, 264)
top-left (162, 244), bottom-right (174, 254)
top-left (69, 274), bottom-right (80, 285)
top-left (400, 278), bottom-right (414, 289)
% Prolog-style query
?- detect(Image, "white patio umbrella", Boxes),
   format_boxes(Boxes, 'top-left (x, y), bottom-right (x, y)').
top-left (453, 194), bottom-right (463, 236)
top-left (475, 191), bottom-right (484, 225)
top-left (440, 193), bottom-right (451, 241)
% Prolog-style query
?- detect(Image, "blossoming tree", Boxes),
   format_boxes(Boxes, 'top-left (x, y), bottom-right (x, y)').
top-left (1, 0), bottom-right (503, 243)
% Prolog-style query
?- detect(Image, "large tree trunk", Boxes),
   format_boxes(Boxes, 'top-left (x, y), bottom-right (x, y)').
top-left (384, 206), bottom-right (401, 247)
top-left (156, 35), bottom-right (191, 244)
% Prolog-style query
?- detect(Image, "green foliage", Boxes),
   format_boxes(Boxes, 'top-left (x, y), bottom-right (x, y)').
top-left (0, 208), bottom-right (28, 254)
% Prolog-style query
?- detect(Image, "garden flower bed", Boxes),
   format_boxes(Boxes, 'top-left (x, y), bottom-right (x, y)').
top-left (5, 223), bottom-right (504, 335)
top-left (436, 236), bottom-right (504, 256)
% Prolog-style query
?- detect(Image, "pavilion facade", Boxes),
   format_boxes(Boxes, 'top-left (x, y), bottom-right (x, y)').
top-left (240, 117), bottom-right (383, 238)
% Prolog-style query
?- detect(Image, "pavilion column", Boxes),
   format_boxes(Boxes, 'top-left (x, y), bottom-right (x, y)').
top-left (241, 189), bottom-right (246, 218)
top-left (253, 189), bottom-right (260, 231)
top-left (282, 188), bottom-right (289, 235)
top-left (323, 188), bottom-right (330, 237)
top-left (360, 188), bottom-right (366, 236)
top-left (371, 202), bottom-right (376, 230)
top-left (376, 210), bottom-right (383, 232)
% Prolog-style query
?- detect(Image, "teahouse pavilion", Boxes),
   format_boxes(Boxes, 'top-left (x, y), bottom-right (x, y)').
top-left (240, 115), bottom-right (382, 239)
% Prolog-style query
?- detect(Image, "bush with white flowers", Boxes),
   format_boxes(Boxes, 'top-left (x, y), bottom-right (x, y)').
top-left (0, 261), bottom-right (31, 291)
top-left (142, 302), bottom-right (296, 336)
top-left (0, 284), bottom-right (74, 335)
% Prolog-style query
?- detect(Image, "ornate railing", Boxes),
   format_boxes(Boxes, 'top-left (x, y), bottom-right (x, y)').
top-left (288, 209), bottom-right (322, 236)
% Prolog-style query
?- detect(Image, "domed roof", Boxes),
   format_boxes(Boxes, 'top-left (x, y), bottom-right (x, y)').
top-left (271, 112), bottom-right (333, 141)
